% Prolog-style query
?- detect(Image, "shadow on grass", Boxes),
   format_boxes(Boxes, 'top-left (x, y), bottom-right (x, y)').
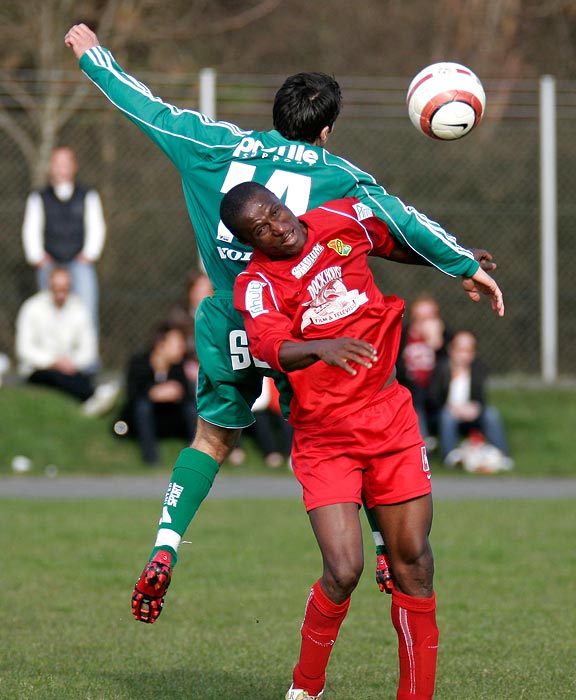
top-left (109, 669), bottom-right (285, 700)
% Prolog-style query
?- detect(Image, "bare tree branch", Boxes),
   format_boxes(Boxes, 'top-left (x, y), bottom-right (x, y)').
top-left (149, 0), bottom-right (282, 39)
top-left (0, 108), bottom-right (36, 166)
top-left (0, 76), bottom-right (39, 114)
top-left (58, 0), bottom-right (123, 129)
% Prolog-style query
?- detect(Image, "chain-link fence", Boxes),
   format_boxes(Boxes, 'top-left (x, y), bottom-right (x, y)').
top-left (1, 71), bottom-right (575, 378)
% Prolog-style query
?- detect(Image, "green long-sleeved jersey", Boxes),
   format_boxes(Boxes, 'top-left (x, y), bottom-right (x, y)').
top-left (80, 46), bottom-right (479, 291)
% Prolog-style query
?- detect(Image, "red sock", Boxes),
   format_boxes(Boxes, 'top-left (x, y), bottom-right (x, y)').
top-left (292, 579), bottom-right (351, 696)
top-left (391, 589), bottom-right (439, 700)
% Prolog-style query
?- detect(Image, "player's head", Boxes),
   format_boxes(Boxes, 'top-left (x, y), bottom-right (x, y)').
top-left (273, 72), bottom-right (342, 145)
top-left (220, 182), bottom-right (306, 259)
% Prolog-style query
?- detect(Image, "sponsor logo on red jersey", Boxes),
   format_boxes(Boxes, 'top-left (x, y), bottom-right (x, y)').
top-left (245, 280), bottom-right (268, 318)
top-left (291, 243), bottom-right (324, 279)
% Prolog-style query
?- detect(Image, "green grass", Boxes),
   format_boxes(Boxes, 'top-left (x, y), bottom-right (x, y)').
top-left (0, 498), bottom-right (574, 699)
top-left (0, 383), bottom-right (276, 476)
top-left (0, 383), bottom-right (575, 476)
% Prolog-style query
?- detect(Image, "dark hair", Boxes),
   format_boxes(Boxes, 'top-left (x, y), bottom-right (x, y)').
top-left (273, 72), bottom-right (342, 143)
top-left (151, 321), bottom-right (184, 348)
top-left (219, 181), bottom-right (271, 239)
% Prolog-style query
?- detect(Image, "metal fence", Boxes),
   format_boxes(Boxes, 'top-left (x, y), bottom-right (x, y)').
top-left (1, 71), bottom-right (575, 379)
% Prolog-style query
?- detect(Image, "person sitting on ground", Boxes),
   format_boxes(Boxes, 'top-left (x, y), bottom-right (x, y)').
top-left (228, 376), bottom-right (294, 469)
top-left (114, 323), bottom-right (197, 466)
top-left (15, 266), bottom-right (118, 415)
top-left (0, 351), bottom-right (11, 388)
top-left (396, 293), bottom-right (451, 448)
top-left (165, 270), bottom-right (213, 388)
top-left (428, 329), bottom-right (511, 464)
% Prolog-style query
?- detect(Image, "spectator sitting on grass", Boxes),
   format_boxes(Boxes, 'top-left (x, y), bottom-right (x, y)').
top-left (15, 266), bottom-right (119, 416)
top-left (428, 329), bottom-right (511, 466)
top-left (165, 270), bottom-right (213, 388)
top-left (396, 293), bottom-right (451, 450)
top-left (113, 323), bottom-right (197, 466)
top-left (228, 376), bottom-right (293, 469)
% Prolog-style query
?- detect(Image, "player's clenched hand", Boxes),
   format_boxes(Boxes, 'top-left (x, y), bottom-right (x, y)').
top-left (315, 337), bottom-right (378, 375)
top-left (471, 248), bottom-right (497, 272)
top-left (463, 268), bottom-right (505, 317)
top-left (64, 23), bottom-right (99, 58)
top-left (376, 551), bottom-right (395, 594)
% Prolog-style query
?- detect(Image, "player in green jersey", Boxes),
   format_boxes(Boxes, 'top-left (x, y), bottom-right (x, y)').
top-left (65, 23), bottom-right (497, 624)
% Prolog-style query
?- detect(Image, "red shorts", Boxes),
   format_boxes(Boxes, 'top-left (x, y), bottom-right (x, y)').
top-left (291, 381), bottom-right (432, 511)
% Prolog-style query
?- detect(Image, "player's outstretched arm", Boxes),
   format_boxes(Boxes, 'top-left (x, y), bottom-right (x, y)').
top-left (387, 243), bottom-right (497, 272)
top-left (64, 23), bottom-right (99, 58)
top-left (462, 268), bottom-right (505, 317)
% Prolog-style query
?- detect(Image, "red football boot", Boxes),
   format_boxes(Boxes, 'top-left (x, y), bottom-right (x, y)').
top-left (131, 550), bottom-right (172, 623)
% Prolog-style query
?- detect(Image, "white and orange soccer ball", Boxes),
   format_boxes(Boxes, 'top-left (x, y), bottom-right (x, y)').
top-left (406, 62), bottom-right (486, 140)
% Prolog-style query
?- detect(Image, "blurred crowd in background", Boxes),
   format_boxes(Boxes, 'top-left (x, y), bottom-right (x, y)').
top-left (1, 146), bottom-right (513, 472)
top-left (2, 1), bottom-right (574, 467)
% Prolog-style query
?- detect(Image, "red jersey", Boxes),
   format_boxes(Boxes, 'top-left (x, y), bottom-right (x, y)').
top-left (233, 198), bottom-right (405, 428)
top-left (400, 330), bottom-right (437, 389)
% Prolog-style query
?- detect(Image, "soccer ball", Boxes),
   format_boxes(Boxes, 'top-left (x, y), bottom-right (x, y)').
top-left (406, 62), bottom-right (486, 140)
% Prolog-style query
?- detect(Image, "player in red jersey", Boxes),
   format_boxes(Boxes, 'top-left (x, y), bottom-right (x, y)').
top-left (228, 182), bottom-right (504, 700)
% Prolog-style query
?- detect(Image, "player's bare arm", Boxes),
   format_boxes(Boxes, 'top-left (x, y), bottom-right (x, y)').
top-left (64, 23), bottom-right (99, 58)
top-left (464, 267), bottom-right (505, 316)
top-left (278, 338), bottom-right (378, 375)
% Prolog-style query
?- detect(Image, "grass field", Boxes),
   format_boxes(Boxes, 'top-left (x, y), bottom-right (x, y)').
top-left (0, 383), bottom-right (575, 476)
top-left (1, 497), bottom-right (573, 700)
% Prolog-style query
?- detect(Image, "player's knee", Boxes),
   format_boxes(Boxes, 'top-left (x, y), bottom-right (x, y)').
top-left (393, 545), bottom-right (435, 593)
top-left (324, 557), bottom-right (363, 599)
top-left (191, 420), bottom-right (241, 464)
top-left (394, 531), bottom-right (433, 566)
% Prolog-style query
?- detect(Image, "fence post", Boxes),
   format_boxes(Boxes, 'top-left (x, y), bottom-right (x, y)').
top-left (539, 75), bottom-right (558, 383)
top-left (199, 67), bottom-right (217, 120)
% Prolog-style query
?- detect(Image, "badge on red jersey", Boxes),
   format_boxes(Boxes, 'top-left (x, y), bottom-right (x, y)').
top-left (328, 239), bottom-right (352, 256)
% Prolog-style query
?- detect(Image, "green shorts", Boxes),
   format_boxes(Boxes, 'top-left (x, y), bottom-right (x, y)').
top-left (195, 291), bottom-right (291, 429)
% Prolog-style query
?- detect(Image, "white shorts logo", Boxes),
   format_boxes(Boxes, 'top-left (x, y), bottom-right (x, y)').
top-left (421, 446), bottom-right (431, 479)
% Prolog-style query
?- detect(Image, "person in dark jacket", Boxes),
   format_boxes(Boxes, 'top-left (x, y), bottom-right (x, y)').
top-left (165, 270), bottom-right (213, 389)
top-left (115, 323), bottom-right (197, 465)
top-left (22, 146), bottom-right (106, 335)
top-left (428, 329), bottom-right (510, 461)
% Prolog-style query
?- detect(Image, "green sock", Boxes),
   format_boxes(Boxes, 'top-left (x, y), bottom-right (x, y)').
top-left (150, 448), bottom-right (220, 565)
top-left (363, 502), bottom-right (386, 552)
